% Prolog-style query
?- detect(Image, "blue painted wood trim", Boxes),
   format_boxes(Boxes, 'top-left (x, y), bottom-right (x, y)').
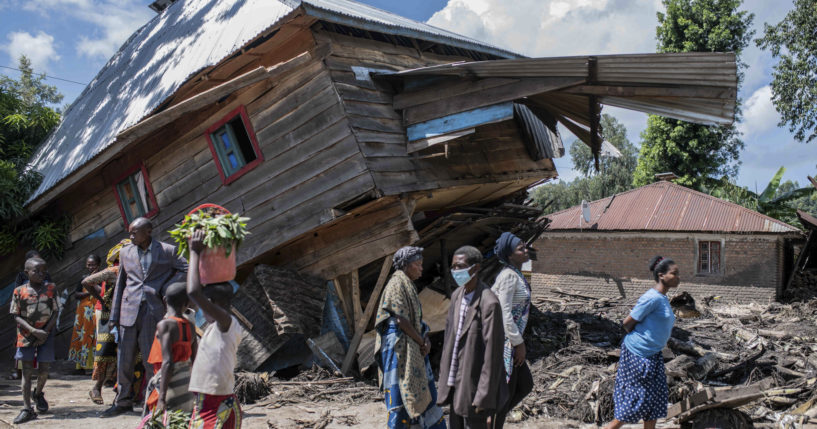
top-left (407, 102), bottom-right (513, 142)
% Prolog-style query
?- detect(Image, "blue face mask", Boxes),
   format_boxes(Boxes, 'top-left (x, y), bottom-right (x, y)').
top-left (451, 265), bottom-right (475, 287)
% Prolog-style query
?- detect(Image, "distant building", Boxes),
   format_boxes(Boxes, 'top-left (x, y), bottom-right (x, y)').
top-left (533, 181), bottom-right (803, 302)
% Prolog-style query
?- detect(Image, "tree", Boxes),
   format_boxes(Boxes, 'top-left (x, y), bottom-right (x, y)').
top-left (706, 166), bottom-right (816, 226)
top-left (0, 56), bottom-right (69, 258)
top-left (633, 0), bottom-right (754, 190)
top-left (756, 0), bottom-right (817, 143)
top-left (530, 115), bottom-right (638, 212)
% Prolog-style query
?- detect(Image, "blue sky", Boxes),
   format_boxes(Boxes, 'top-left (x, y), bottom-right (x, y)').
top-left (1, 0), bottom-right (814, 191)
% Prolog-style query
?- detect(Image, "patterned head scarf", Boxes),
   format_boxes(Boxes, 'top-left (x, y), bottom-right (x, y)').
top-left (392, 246), bottom-right (424, 271)
top-left (494, 231), bottom-right (522, 265)
top-left (106, 239), bottom-right (131, 267)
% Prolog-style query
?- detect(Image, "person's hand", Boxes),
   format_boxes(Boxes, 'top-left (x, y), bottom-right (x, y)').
top-left (513, 343), bottom-right (526, 367)
top-left (421, 337), bottom-right (431, 356)
top-left (156, 398), bottom-right (166, 416)
top-left (473, 405), bottom-right (484, 414)
top-left (31, 329), bottom-right (48, 342)
top-left (107, 319), bottom-right (118, 331)
top-left (189, 229), bottom-right (206, 254)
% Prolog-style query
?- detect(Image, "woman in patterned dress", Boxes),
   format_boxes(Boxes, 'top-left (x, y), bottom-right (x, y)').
top-left (82, 239), bottom-right (146, 405)
top-left (374, 246), bottom-right (446, 429)
top-left (490, 232), bottom-right (534, 429)
top-left (604, 256), bottom-right (679, 429)
top-left (68, 255), bottom-right (101, 373)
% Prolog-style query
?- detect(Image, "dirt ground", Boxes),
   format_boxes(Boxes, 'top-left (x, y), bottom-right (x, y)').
top-left (0, 360), bottom-right (674, 429)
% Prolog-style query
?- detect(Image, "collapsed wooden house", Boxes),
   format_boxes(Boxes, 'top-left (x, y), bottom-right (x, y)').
top-left (0, 0), bottom-right (738, 372)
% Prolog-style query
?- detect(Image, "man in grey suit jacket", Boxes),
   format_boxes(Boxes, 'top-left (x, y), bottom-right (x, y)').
top-left (102, 217), bottom-right (187, 417)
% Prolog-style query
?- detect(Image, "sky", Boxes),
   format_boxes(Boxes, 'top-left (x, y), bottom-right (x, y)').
top-left (1, 0), bottom-right (814, 191)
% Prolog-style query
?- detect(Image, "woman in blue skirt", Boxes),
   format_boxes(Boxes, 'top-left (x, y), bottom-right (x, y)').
top-left (604, 256), bottom-right (679, 429)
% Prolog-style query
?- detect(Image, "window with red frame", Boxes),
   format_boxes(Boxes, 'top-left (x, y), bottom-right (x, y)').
top-left (698, 241), bottom-right (721, 274)
top-left (205, 106), bottom-right (263, 184)
top-left (114, 164), bottom-right (158, 225)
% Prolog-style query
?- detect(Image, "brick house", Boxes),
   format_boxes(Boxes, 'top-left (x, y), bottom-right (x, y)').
top-left (532, 181), bottom-right (803, 303)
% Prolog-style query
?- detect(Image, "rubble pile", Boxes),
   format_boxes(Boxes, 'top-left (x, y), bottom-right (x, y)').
top-left (517, 290), bottom-right (817, 428)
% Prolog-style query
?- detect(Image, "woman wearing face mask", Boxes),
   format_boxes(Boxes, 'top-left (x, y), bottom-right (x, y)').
top-left (374, 246), bottom-right (446, 429)
top-left (490, 232), bottom-right (533, 429)
top-left (604, 256), bottom-right (680, 429)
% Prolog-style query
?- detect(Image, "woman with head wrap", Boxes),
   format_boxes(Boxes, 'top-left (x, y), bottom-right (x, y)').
top-left (374, 246), bottom-right (446, 429)
top-left (490, 232), bottom-right (534, 429)
top-left (81, 239), bottom-right (145, 406)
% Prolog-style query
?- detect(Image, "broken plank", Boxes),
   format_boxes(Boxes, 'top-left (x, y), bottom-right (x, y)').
top-left (341, 255), bottom-right (393, 375)
top-left (351, 269), bottom-right (362, 328)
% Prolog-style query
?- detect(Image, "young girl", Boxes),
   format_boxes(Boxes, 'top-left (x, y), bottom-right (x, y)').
top-left (186, 229), bottom-right (243, 429)
top-left (142, 282), bottom-right (197, 422)
top-left (604, 256), bottom-right (680, 429)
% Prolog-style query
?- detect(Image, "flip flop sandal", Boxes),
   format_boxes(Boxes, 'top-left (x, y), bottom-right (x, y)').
top-left (89, 390), bottom-right (104, 405)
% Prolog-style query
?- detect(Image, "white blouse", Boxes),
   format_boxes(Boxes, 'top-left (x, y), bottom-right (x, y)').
top-left (491, 267), bottom-right (529, 347)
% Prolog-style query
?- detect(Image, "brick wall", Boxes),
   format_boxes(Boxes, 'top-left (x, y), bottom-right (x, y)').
top-left (531, 232), bottom-right (784, 302)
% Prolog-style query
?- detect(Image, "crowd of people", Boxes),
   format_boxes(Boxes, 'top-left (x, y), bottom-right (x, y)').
top-left (375, 233), bottom-right (681, 429)
top-left (10, 220), bottom-right (681, 429)
top-left (9, 218), bottom-right (243, 428)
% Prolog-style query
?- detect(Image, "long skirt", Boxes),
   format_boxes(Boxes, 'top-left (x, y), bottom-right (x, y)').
top-left (380, 322), bottom-right (446, 429)
top-left (68, 296), bottom-right (96, 370)
top-left (92, 309), bottom-right (117, 382)
top-left (189, 393), bottom-right (241, 429)
top-left (143, 360), bottom-right (195, 416)
top-left (613, 344), bottom-right (668, 423)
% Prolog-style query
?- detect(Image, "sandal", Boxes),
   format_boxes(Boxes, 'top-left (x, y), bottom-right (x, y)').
top-left (13, 408), bottom-right (37, 424)
top-left (89, 390), bottom-right (104, 405)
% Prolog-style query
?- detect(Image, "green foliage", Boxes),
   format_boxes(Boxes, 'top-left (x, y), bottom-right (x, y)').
top-left (705, 166), bottom-right (817, 225)
top-left (144, 410), bottom-right (191, 429)
top-left (0, 56), bottom-right (67, 258)
top-left (633, 0), bottom-right (754, 190)
top-left (169, 210), bottom-right (250, 259)
top-left (530, 115), bottom-right (638, 213)
top-left (756, 0), bottom-right (817, 143)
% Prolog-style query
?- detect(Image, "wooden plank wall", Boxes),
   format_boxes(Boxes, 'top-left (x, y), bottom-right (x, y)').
top-left (5, 24), bottom-right (376, 312)
top-left (316, 30), bottom-right (556, 199)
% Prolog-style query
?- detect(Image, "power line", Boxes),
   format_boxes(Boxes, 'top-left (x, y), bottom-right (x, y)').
top-left (0, 65), bottom-right (88, 86)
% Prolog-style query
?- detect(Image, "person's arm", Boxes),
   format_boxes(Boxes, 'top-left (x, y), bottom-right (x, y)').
top-left (109, 262), bottom-right (127, 328)
top-left (155, 320), bottom-right (178, 414)
top-left (474, 295), bottom-right (506, 412)
top-left (190, 328), bottom-right (198, 363)
top-left (81, 270), bottom-right (110, 310)
top-left (622, 315), bottom-right (638, 333)
top-left (623, 293), bottom-right (659, 333)
top-left (187, 230), bottom-right (232, 332)
top-left (392, 315), bottom-right (428, 352)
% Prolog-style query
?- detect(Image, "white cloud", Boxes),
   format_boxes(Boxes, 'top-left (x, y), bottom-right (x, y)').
top-left (739, 85), bottom-right (779, 137)
top-left (23, 0), bottom-right (153, 61)
top-left (3, 31), bottom-right (60, 71)
top-left (427, 0), bottom-right (661, 57)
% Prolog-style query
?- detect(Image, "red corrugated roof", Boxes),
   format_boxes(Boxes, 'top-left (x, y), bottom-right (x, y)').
top-left (546, 181), bottom-right (800, 233)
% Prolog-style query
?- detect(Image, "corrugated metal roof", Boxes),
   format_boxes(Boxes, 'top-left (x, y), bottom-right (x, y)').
top-left (546, 181), bottom-right (800, 234)
top-left (299, 0), bottom-right (518, 59)
top-left (26, 0), bottom-right (518, 205)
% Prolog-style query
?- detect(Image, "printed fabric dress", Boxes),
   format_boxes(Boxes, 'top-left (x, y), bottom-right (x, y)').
top-left (375, 269), bottom-right (446, 429)
top-left (68, 282), bottom-right (96, 370)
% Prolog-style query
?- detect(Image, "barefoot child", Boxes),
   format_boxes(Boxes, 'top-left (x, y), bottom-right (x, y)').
top-left (186, 229), bottom-right (243, 429)
top-left (10, 257), bottom-right (59, 424)
top-left (142, 282), bottom-right (197, 422)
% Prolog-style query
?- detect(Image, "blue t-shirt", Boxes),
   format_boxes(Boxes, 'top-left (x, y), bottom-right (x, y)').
top-left (622, 288), bottom-right (675, 358)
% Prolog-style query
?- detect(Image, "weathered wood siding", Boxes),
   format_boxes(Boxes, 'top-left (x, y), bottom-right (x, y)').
top-left (316, 30), bottom-right (556, 200)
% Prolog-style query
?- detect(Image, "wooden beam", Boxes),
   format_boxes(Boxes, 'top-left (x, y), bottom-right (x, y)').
top-left (394, 77), bottom-right (516, 110)
top-left (440, 239), bottom-right (452, 298)
top-left (406, 128), bottom-right (474, 154)
top-left (351, 269), bottom-right (362, 328)
top-left (407, 103), bottom-right (512, 142)
top-left (332, 277), bottom-right (353, 326)
top-left (341, 255), bottom-right (393, 375)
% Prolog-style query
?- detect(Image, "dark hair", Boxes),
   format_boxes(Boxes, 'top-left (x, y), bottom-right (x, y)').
top-left (86, 254), bottom-right (101, 264)
top-left (25, 250), bottom-right (40, 260)
top-left (203, 282), bottom-right (234, 305)
top-left (648, 255), bottom-right (675, 282)
top-left (165, 282), bottom-right (189, 309)
top-left (453, 245), bottom-right (483, 266)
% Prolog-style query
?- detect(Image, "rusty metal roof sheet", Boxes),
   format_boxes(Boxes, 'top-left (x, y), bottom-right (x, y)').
top-left (546, 181), bottom-right (800, 234)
